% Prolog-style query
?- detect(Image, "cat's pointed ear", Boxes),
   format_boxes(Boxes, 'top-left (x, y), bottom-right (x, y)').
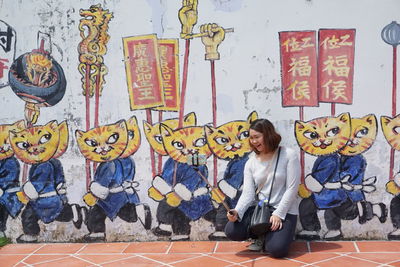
top-left (75, 129), bottom-right (85, 139)
top-left (58, 120), bottom-right (69, 133)
top-left (184, 112), bottom-right (197, 126)
top-left (143, 120), bottom-right (153, 134)
top-left (295, 120), bottom-right (305, 131)
top-left (47, 120), bottom-right (59, 131)
top-left (247, 111), bottom-right (258, 124)
top-left (54, 121), bottom-right (69, 158)
top-left (127, 116), bottom-right (138, 126)
top-left (160, 123), bottom-right (173, 138)
top-left (363, 114), bottom-right (377, 126)
top-left (337, 112), bottom-right (351, 124)
top-left (204, 124), bottom-right (216, 136)
top-left (13, 120), bottom-right (26, 130)
top-left (8, 130), bottom-right (18, 139)
top-left (116, 120), bottom-right (127, 131)
top-left (381, 115), bottom-right (393, 126)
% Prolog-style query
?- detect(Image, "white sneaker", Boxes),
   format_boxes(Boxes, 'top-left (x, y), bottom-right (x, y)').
top-left (248, 237), bottom-right (263, 251)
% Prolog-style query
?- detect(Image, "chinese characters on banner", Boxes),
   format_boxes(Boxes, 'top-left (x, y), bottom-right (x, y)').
top-left (0, 20), bottom-right (16, 88)
top-left (318, 29), bottom-right (355, 104)
top-left (123, 34), bottom-right (164, 110)
top-left (279, 31), bottom-right (319, 107)
top-left (155, 39), bottom-right (180, 112)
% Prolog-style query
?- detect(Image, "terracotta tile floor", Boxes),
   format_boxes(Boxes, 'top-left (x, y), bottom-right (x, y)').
top-left (1, 240), bottom-right (399, 267)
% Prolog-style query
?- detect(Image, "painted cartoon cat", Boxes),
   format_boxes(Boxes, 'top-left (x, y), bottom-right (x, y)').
top-left (335, 115), bottom-right (386, 237)
top-left (149, 123), bottom-right (213, 241)
top-left (10, 120), bottom-right (83, 243)
top-left (143, 112), bottom-right (196, 157)
top-left (0, 120), bottom-right (25, 239)
top-left (381, 114), bottom-right (400, 240)
top-left (204, 111), bottom-right (258, 240)
top-left (295, 113), bottom-right (351, 240)
top-left (118, 116), bottom-right (151, 230)
top-left (77, 118), bottom-right (149, 241)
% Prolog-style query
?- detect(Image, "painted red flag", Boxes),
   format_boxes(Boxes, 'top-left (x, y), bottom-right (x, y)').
top-left (279, 31), bottom-right (318, 107)
top-left (318, 29), bottom-right (355, 104)
top-left (155, 39), bottom-right (180, 112)
top-left (123, 34), bottom-right (164, 110)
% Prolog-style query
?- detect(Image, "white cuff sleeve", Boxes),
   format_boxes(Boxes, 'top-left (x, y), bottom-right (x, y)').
top-left (174, 183), bottom-right (192, 201)
top-left (218, 180), bottom-right (237, 199)
top-left (193, 187), bottom-right (209, 197)
top-left (90, 182), bottom-right (109, 200)
top-left (152, 176), bottom-right (171, 195)
top-left (23, 182), bottom-right (39, 200)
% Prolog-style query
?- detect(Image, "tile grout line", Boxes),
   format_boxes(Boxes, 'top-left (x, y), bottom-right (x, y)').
top-left (165, 242), bottom-right (173, 254)
top-left (70, 254), bottom-right (102, 266)
top-left (303, 252), bottom-right (349, 265)
top-left (353, 241), bottom-right (360, 252)
top-left (343, 253), bottom-right (395, 266)
top-left (213, 241), bottom-right (218, 253)
top-left (75, 243), bottom-right (89, 254)
top-left (164, 253), bottom-right (206, 265)
top-left (20, 255), bottom-right (71, 266)
top-left (14, 244), bottom-right (46, 267)
top-left (306, 241), bottom-right (311, 252)
top-left (135, 254), bottom-right (175, 267)
top-left (206, 252), bottom-right (250, 266)
top-left (89, 254), bottom-right (138, 266)
top-left (120, 242), bottom-right (131, 254)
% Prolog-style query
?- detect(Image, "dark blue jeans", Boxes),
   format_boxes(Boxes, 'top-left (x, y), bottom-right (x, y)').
top-left (224, 206), bottom-right (297, 258)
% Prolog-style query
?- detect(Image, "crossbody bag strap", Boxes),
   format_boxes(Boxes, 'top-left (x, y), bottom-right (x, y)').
top-left (255, 147), bottom-right (281, 203)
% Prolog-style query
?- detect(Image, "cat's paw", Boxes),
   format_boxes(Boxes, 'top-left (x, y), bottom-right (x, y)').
top-left (16, 191), bottom-right (29, 204)
top-left (386, 181), bottom-right (400, 195)
top-left (298, 183), bottom-right (312, 198)
top-left (166, 191), bottom-right (182, 207)
top-left (148, 187), bottom-right (165, 201)
top-left (83, 192), bottom-right (98, 206)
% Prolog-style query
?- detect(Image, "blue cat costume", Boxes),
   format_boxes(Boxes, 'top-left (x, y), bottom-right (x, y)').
top-left (153, 157), bottom-right (213, 237)
top-left (86, 157), bottom-right (151, 238)
top-left (0, 156), bottom-right (23, 232)
top-left (19, 159), bottom-right (81, 242)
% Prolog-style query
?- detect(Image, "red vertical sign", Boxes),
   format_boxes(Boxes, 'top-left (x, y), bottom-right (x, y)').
top-left (0, 20), bottom-right (15, 88)
top-left (122, 34), bottom-right (164, 110)
top-left (279, 31), bottom-right (318, 107)
top-left (318, 29), bottom-right (355, 104)
top-left (155, 39), bottom-right (180, 112)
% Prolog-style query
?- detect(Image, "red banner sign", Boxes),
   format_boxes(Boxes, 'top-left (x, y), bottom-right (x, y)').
top-left (123, 34), bottom-right (164, 110)
top-left (155, 39), bottom-right (180, 112)
top-left (318, 29), bottom-right (355, 104)
top-left (0, 20), bottom-right (16, 89)
top-left (279, 31), bottom-right (318, 107)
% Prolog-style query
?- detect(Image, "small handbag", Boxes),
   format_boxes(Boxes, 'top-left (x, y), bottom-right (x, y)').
top-left (249, 147), bottom-right (281, 236)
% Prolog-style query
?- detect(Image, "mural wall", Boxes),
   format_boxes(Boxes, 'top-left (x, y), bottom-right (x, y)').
top-left (0, 0), bottom-right (399, 242)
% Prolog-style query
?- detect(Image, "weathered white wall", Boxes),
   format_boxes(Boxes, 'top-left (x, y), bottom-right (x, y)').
top-left (0, 0), bottom-right (399, 242)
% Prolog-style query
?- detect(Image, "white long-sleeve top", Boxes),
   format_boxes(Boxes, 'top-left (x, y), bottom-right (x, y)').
top-left (235, 146), bottom-right (301, 220)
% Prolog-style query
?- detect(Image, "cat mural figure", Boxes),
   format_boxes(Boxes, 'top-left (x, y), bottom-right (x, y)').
top-left (204, 111), bottom-right (258, 240)
top-left (296, 113), bottom-right (382, 240)
top-left (148, 123), bottom-right (214, 241)
top-left (0, 120), bottom-right (25, 239)
top-left (335, 115), bottom-right (386, 237)
top-left (78, 117), bottom-right (151, 242)
top-left (381, 114), bottom-right (400, 240)
top-left (143, 112), bottom-right (197, 164)
top-left (296, 113), bottom-right (350, 240)
top-left (11, 121), bottom-right (84, 243)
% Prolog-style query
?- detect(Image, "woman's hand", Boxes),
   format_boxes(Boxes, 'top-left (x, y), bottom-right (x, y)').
top-left (227, 209), bottom-right (238, 222)
top-left (269, 215), bottom-right (282, 231)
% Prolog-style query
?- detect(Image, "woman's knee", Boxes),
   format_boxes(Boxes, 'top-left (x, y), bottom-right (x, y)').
top-left (224, 221), bottom-right (247, 241)
top-left (267, 243), bottom-right (289, 258)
